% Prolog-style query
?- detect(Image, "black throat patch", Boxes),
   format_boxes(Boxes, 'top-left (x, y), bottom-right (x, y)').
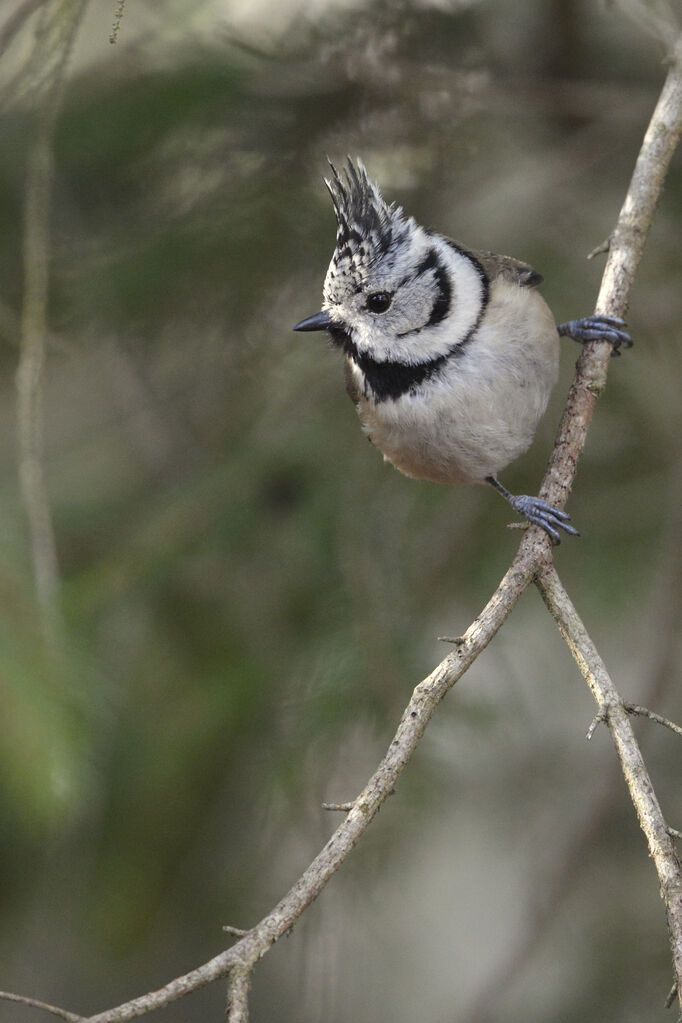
top-left (328, 324), bottom-right (460, 402)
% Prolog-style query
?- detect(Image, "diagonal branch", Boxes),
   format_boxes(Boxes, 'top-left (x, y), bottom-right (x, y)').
top-left (540, 28), bottom-right (682, 511)
top-left (80, 545), bottom-right (543, 1023)
top-left (536, 564), bottom-right (682, 1000)
top-left (0, 989), bottom-right (83, 1023)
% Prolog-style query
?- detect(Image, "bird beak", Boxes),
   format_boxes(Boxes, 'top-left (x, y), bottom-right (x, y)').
top-left (292, 311), bottom-right (332, 332)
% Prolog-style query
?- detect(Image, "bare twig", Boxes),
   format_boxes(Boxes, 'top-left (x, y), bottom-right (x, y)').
top-left (625, 703), bottom-right (682, 737)
top-left (80, 542), bottom-right (545, 1022)
top-left (463, 450), bottom-right (682, 1023)
top-left (321, 801), bottom-right (355, 812)
top-left (586, 709), bottom-right (608, 740)
top-left (539, 30), bottom-right (682, 513)
top-left (536, 564), bottom-right (682, 1000)
top-left (534, 50), bottom-right (682, 1001)
top-left (665, 981), bottom-right (678, 1009)
top-left (0, 990), bottom-right (82, 1022)
top-left (586, 236), bottom-right (611, 260)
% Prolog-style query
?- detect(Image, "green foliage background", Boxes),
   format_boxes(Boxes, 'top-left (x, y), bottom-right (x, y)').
top-left (0, 1), bottom-right (680, 1020)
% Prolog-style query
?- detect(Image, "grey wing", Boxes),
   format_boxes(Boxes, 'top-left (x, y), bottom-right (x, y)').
top-left (472, 249), bottom-right (544, 288)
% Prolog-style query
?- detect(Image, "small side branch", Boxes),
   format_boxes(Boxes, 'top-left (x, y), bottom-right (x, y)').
top-left (586, 708), bottom-right (609, 740)
top-left (624, 703), bottom-right (682, 738)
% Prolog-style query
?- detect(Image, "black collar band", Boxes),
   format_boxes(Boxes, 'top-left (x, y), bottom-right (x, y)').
top-left (328, 324), bottom-right (469, 402)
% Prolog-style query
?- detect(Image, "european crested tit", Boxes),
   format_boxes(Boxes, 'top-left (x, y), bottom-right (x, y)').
top-left (294, 159), bottom-right (631, 543)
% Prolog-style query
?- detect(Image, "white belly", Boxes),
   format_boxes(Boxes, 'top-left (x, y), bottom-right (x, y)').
top-left (353, 284), bottom-right (559, 485)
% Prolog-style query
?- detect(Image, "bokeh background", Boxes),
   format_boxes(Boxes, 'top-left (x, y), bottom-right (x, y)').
top-left (0, 0), bottom-right (680, 1020)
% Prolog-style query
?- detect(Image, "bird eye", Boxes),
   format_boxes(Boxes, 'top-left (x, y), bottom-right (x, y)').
top-left (366, 291), bottom-right (392, 314)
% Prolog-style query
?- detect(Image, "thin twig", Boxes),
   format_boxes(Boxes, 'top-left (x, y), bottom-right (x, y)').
top-left (586, 236), bottom-right (611, 260)
top-left (539, 30), bottom-right (682, 513)
top-left (81, 543), bottom-right (544, 1023)
top-left (536, 54), bottom-right (682, 1002)
top-left (536, 564), bottom-right (682, 1000)
top-left (321, 802), bottom-right (355, 812)
top-left (0, 990), bottom-right (82, 1022)
top-left (665, 981), bottom-right (678, 1009)
top-left (625, 703), bottom-right (682, 737)
top-left (586, 709), bottom-right (608, 740)
top-left (462, 455), bottom-right (682, 1023)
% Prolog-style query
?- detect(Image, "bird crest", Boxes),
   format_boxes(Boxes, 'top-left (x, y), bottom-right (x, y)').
top-left (325, 158), bottom-right (411, 272)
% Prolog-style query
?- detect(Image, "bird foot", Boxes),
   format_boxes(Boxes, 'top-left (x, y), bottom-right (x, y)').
top-left (508, 495), bottom-right (580, 545)
top-left (486, 476), bottom-right (580, 545)
top-left (557, 315), bottom-right (632, 357)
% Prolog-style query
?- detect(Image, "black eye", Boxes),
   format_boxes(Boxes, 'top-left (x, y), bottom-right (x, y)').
top-left (366, 291), bottom-right (392, 314)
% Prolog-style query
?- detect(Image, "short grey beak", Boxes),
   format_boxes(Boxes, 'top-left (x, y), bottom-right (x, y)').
top-left (293, 311), bottom-right (332, 332)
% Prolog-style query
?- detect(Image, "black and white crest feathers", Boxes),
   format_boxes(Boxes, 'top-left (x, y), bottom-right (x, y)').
top-left (325, 158), bottom-right (410, 263)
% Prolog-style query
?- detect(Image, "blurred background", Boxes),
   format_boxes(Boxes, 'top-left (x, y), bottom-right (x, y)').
top-left (0, 0), bottom-right (680, 1020)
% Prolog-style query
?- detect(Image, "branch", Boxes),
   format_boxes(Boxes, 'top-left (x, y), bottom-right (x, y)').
top-left (624, 704), bottom-right (682, 738)
top-left (532, 36), bottom-right (682, 1002)
top-left (540, 29), bottom-right (682, 510)
top-left (226, 964), bottom-right (252, 1023)
top-left (80, 543), bottom-right (545, 1022)
top-left (0, 990), bottom-right (82, 1023)
top-left (536, 564), bottom-right (682, 998)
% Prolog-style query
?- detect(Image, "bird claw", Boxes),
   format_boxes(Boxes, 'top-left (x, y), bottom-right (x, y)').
top-left (508, 495), bottom-right (581, 546)
top-left (558, 315), bottom-right (632, 357)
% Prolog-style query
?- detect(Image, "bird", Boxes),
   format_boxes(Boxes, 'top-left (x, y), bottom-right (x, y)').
top-left (293, 158), bottom-right (631, 544)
